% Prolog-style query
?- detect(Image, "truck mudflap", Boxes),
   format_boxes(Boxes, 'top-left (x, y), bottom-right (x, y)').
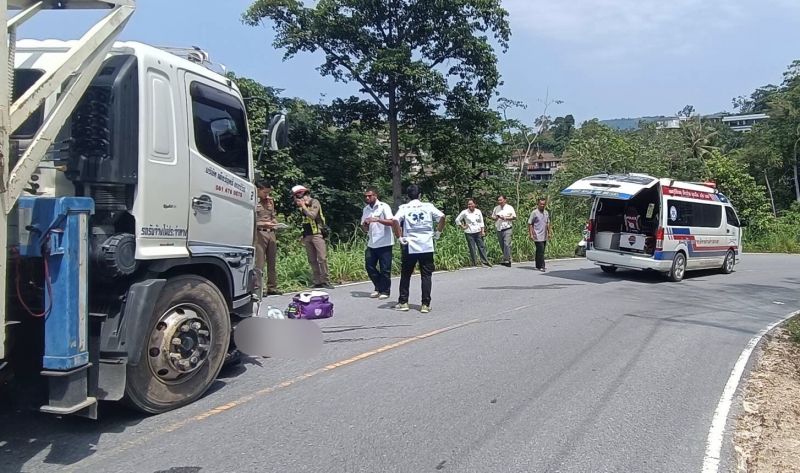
top-left (100, 279), bottom-right (167, 366)
top-left (94, 279), bottom-right (166, 402)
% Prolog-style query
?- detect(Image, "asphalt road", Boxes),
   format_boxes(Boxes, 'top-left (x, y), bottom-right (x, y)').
top-left (2, 254), bottom-right (799, 473)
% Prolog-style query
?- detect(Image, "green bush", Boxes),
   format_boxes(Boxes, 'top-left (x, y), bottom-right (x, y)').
top-left (743, 203), bottom-right (800, 253)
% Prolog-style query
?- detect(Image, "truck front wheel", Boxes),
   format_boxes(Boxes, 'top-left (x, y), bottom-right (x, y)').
top-left (124, 275), bottom-right (231, 414)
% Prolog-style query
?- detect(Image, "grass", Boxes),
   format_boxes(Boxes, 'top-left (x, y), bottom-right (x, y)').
top-left (743, 223), bottom-right (800, 254)
top-left (786, 318), bottom-right (800, 345)
top-left (269, 207), bottom-right (800, 293)
top-left (270, 210), bottom-right (585, 293)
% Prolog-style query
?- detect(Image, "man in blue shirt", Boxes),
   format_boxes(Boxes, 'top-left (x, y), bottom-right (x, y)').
top-left (392, 185), bottom-right (446, 314)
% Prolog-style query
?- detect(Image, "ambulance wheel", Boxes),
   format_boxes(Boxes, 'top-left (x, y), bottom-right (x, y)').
top-left (600, 265), bottom-right (617, 274)
top-left (668, 252), bottom-right (686, 282)
top-left (721, 250), bottom-right (735, 274)
top-left (124, 275), bottom-right (231, 414)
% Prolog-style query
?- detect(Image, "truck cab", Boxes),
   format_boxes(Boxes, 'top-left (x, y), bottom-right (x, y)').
top-left (6, 39), bottom-right (287, 416)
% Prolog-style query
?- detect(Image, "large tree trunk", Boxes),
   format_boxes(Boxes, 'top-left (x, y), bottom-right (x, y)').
top-left (388, 90), bottom-right (402, 207)
top-left (794, 138), bottom-right (800, 203)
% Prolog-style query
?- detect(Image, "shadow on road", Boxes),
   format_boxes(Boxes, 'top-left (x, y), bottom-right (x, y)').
top-left (0, 390), bottom-right (146, 473)
top-left (478, 283), bottom-right (581, 290)
top-left (541, 267), bottom-right (723, 285)
top-left (0, 353), bottom-right (264, 473)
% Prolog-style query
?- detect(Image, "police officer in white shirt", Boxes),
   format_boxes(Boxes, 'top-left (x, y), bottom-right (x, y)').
top-left (392, 184), bottom-right (446, 314)
top-left (360, 187), bottom-right (394, 299)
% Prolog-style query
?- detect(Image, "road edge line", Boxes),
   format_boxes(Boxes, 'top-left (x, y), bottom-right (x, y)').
top-left (701, 308), bottom-right (800, 473)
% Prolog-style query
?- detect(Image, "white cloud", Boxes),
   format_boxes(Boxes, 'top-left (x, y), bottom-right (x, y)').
top-left (502, 0), bottom-right (775, 62)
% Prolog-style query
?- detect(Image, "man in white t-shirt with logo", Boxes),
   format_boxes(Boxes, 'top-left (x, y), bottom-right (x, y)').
top-left (392, 184), bottom-right (446, 314)
top-left (490, 194), bottom-right (516, 266)
top-left (360, 187), bottom-right (394, 300)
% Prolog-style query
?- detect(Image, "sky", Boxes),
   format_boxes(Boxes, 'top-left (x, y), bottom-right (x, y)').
top-left (13, 0), bottom-right (800, 126)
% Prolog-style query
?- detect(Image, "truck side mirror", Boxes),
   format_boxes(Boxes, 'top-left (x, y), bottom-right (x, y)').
top-left (266, 113), bottom-right (288, 151)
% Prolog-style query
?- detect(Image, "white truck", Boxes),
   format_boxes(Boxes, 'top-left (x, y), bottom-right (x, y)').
top-left (0, 1), bottom-right (287, 417)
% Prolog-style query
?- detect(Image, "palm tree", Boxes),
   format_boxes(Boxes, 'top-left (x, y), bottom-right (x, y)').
top-left (679, 117), bottom-right (719, 178)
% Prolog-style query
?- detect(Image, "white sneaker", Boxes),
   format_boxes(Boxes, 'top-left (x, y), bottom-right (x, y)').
top-left (370, 291), bottom-right (380, 298)
top-left (378, 294), bottom-right (389, 300)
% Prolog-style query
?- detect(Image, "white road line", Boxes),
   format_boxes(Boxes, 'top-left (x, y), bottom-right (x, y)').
top-left (701, 309), bottom-right (800, 473)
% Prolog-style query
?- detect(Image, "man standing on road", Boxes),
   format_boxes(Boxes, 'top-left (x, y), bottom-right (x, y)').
top-left (491, 195), bottom-right (516, 266)
top-left (392, 184), bottom-right (446, 314)
top-left (361, 187), bottom-right (395, 300)
top-left (455, 198), bottom-right (491, 267)
top-left (254, 179), bottom-right (281, 295)
top-left (528, 198), bottom-right (553, 272)
top-left (293, 184), bottom-right (333, 289)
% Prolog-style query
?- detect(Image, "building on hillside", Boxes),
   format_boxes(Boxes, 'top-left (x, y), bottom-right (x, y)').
top-left (655, 116), bottom-right (689, 129)
top-left (506, 150), bottom-right (565, 181)
top-left (527, 152), bottom-right (565, 181)
top-left (721, 113), bottom-right (769, 132)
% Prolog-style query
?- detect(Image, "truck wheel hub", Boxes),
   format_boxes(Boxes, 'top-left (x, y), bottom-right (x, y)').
top-left (148, 304), bottom-right (212, 381)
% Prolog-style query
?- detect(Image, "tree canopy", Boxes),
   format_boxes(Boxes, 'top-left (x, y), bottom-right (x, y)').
top-left (243, 0), bottom-right (511, 206)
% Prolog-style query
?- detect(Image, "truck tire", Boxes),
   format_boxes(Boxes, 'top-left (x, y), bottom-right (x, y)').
top-left (124, 274), bottom-right (230, 414)
top-left (667, 252), bottom-right (686, 282)
top-left (600, 265), bottom-right (617, 274)
top-left (720, 249), bottom-right (735, 274)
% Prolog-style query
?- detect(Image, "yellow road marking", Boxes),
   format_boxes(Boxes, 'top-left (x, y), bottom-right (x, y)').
top-left (66, 318), bottom-right (481, 471)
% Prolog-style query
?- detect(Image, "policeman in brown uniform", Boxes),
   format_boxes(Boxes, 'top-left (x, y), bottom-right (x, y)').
top-left (292, 184), bottom-right (333, 289)
top-left (254, 179), bottom-right (280, 295)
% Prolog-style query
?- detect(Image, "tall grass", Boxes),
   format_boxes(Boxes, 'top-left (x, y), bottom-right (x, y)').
top-left (270, 204), bottom-right (587, 292)
top-left (744, 222), bottom-right (800, 253)
top-left (270, 201), bottom-right (800, 292)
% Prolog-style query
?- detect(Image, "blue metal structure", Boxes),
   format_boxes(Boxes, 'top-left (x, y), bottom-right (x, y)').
top-left (17, 196), bottom-right (96, 414)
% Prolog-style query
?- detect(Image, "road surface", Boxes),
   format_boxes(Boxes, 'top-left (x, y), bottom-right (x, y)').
top-left (2, 254), bottom-right (799, 473)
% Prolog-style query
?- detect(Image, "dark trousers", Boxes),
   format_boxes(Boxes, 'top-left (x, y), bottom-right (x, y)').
top-left (535, 241), bottom-right (547, 269)
top-left (399, 248), bottom-right (435, 305)
top-left (465, 232), bottom-right (490, 265)
top-left (365, 245), bottom-right (393, 295)
top-left (497, 228), bottom-right (513, 263)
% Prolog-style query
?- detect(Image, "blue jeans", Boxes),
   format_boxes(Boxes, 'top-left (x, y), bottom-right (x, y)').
top-left (365, 245), bottom-right (393, 295)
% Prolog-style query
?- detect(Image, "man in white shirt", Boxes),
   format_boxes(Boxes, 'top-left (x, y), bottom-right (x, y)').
top-left (392, 184), bottom-right (446, 314)
top-left (490, 194), bottom-right (516, 266)
top-left (360, 187), bottom-right (395, 299)
top-left (454, 198), bottom-right (491, 267)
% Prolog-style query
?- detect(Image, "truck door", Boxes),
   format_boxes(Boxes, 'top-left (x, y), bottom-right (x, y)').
top-left (182, 71), bottom-right (255, 251)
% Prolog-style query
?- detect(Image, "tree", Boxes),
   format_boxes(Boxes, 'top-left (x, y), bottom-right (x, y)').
top-left (232, 73), bottom-right (389, 234)
top-left (705, 151), bottom-right (772, 232)
top-left (737, 60), bottom-right (800, 206)
top-left (243, 0), bottom-right (511, 206)
top-left (732, 85), bottom-right (778, 114)
top-left (498, 94), bottom-right (562, 208)
top-left (678, 104), bottom-right (695, 118)
top-left (414, 88), bottom-right (509, 213)
top-left (551, 114), bottom-right (575, 156)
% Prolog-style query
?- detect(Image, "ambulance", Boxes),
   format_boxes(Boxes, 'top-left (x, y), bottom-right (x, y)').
top-left (561, 173), bottom-right (744, 282)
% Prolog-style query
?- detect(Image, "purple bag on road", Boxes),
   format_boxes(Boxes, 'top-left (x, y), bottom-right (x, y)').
top-left (285, 291), bottom-right (334, 320)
